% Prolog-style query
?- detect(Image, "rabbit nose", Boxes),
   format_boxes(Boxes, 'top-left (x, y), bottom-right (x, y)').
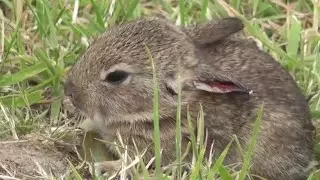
top-left (64, 79), bottom-right (75, 98)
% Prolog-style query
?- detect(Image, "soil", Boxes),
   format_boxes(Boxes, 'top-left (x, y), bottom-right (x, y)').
top-left (0, 133), bottom-right (87, 179)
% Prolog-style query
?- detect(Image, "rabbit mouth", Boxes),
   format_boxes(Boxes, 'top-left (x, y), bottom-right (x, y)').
top-left (62, 96), bottom-right (88, 119)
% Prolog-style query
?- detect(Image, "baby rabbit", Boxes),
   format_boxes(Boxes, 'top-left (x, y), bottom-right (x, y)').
top-left (64, 16), bottom-right (316, 180)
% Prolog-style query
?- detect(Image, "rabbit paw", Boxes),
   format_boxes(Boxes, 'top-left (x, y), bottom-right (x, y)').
top-left (92, 160), bottom-right (133, 180)
top-left (93, 160), bottom-right (122, 178)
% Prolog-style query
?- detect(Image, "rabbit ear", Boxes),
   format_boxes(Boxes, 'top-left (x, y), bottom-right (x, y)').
top-left (166, 67), bottom-right (253, 95)
top-left (190, 65), bottom-right (253, 94)
top-left (191, 74), bottom-right (253, 94)
top-left (183, 17), bottom-right (244, 45)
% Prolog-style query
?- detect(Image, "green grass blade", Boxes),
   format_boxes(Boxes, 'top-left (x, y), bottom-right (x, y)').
top-left (124, 0), bottom-right (140, 20)
top-left (219, 165), bottom-right (233, 180)
top-left (0, 62), bottom-right (47, 86)
top-left (200, 0), bottom-right (209, 22)
top-left (287, 15), bottom-right (302, 60)
top-left (189, 147), bottom-right (205, 179)
top-left (311, 110), bottom-right (320, 119)
top-left (42, 0), bottom-right (58, 47)
top-left (66, 159), bottom-right (83, 180)
top-left (187, 106), bottom-right (197, 164)
top-left (28, 0), bottom-right (46, 37)
top-left (27, 76), bottom-right (55, 92)
top-left (179, 0), bottom-right (186, 26)
top-left (89, 0), bottom-right (105, 30)
top-left (207, 138), bottom-right (234, 179)
top-left (34, 48), bottom-right (55, 76)
top-left (0, 21), bottom-right (22, 71)
top-left (175, 65), bottom-right (182, 180)
top-left (196, 104), bottom-right (205, 155)
top-left (157, 0), bottom-right (173, 13)
top-left (0, 90), bottom-right (42, 108)
top-left (231, 0), bottom-right (241, 11)
top-left (238, 104), bottom-right (264, 180)
top-left (145, 44), bottom-right (162, 179)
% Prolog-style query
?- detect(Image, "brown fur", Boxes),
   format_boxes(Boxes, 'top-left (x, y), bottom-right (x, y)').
top-left (64, 16), bottom-right (316, 179)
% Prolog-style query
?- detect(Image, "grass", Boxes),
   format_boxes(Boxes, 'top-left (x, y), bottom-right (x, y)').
top-left (0, 0), bottom-right (320, 179)
top-left (146, 43), bottom-right (162, 178)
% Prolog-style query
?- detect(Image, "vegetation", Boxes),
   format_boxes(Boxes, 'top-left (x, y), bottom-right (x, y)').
top-left (0, 0), bottom-right (319, 179)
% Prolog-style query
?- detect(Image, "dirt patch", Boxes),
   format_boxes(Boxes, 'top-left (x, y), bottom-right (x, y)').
top-left (0, 133), bottom-right (86, 179)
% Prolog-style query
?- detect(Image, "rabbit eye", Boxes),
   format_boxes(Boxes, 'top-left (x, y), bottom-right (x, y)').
top-left (105, 70), bottom-right (129, 84)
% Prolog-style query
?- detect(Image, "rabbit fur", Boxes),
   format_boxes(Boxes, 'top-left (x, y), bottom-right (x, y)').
top-left (64, 16), bottom-right (316, 180)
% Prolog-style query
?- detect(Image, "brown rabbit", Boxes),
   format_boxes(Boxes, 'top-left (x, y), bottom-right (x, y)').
top-left (64, 16), bottom-right (316, 179)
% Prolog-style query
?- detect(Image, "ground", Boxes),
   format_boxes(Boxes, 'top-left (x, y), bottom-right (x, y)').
top-left (0, 133), bottom-right (75, 179)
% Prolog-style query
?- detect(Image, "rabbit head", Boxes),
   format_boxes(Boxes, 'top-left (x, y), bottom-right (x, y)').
top-left (64, 17), bottom-right (251, 126)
